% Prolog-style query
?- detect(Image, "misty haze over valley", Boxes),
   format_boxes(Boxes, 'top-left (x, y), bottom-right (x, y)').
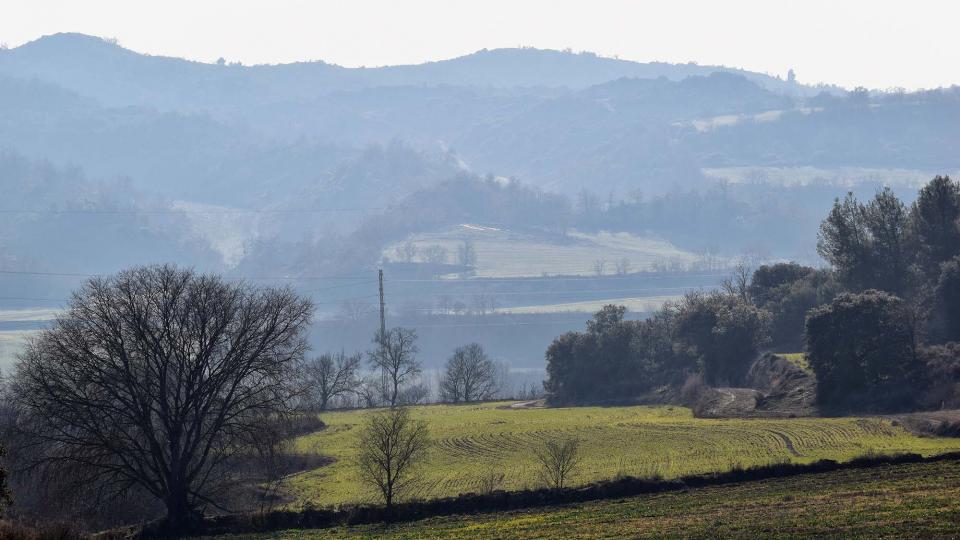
top-left (0, 32), bottom-right (958, 378)
top-left (9, 3), bottom-right (960, 536)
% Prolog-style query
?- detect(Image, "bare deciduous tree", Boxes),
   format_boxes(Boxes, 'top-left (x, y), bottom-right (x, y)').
top-left (338, 299), bottom-right (372, 322)
top-left (368, 328), bottom-right (421, 408)
top-left (421, 245), bottom-right (448, 265)
top-left (399, 241), bottom-right (418, 263)
top-left (397, 381), bottom-right (431, 406)
top-left (356, 374), bottom-right (384, 409)
top-left (438, 343), bottom-right (500, 403)
top-left (355, 407), bottom-right (429, 511)
top-left (721, 263), bottom-right (753, 303)
top-left (477, 470), bottom-right (505, 495)
top-left (436, 295), bottom-right (454, 314)
top-left (457, 238), bottom-right (478, 267)
top-left (534, 437), bottom-right (582, 489)
top-left (303, 351), bottom-right (361, 411)
top-left (8, 265), bottom-right (312, 531)
top-left (471, 292), bottom-right (499, 316)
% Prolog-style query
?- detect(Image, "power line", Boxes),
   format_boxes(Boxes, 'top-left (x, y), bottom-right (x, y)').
top-left (0, 296), bottom-right (69, 303)
top-left (384, 273), bottom-right (729, 283)
top-left (385, 286), bottom-right (697, 298)
top-left (0, 208), bottom-right (385, 215)
top-left (0, 268), bottom-right (727, 283)
top-left (0, 269), bottom-right (374, 281)
top-left (0, 270), bottom-right (98, 278)
top-left (309, 280), bottom-right (378, 293)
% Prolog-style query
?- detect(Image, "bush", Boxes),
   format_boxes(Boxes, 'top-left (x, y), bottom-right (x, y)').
top-left (750, 264), bottom-right (840, 352)
top-left (674, 292), bottom-right (771, 386)
top-left (918, 343), bottom-right (960, 409)
top-left (806, 290), bottom-right (924, 413)
top-left (930, 257), bottom-right (960, 344)
top-left (544, 295), bottom-right (771, 404)
top-left (544, 306), bottom-right (644, 405)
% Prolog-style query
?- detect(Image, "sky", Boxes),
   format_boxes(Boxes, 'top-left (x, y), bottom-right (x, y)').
top-left (3, 0), bottom-right (959, 90)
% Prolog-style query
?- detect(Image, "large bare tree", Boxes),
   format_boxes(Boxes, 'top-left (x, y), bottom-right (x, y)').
top-left (368, 328), bottom-right (420, 408)
top-left (355, 407), bottom-right (429, 511)
top-left (9, 265), bottom-right (312, 530)
top-left (438, 343), bottom-right (500, 403)
top-left (303, 351), bottom-right (361, 411)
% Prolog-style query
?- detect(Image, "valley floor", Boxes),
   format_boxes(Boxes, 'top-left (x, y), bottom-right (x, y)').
top-left (227, 458), bottom-right (960, 539)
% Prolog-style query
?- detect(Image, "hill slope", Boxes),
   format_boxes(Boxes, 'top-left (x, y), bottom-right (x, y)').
top-left (0, 34), bottom-right (810, 110)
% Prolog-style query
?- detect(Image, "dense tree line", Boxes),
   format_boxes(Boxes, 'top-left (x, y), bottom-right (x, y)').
top-left (804, 176), bottom-right (960, 411)
top-left (546, 176), bottom-right (960, 413)
top-left (544, 296), bottom-right (770, 405)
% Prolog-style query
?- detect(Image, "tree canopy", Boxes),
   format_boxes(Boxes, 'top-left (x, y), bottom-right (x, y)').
top-left (9, 265), bottom-right (313, 530)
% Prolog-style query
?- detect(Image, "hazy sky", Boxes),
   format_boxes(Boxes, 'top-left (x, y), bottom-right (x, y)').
top-left (4, 0), bottom-right (959, 89)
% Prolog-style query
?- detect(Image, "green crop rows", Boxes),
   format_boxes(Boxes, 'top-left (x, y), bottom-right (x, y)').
top-left (285, 402), bottom-right (960, 506)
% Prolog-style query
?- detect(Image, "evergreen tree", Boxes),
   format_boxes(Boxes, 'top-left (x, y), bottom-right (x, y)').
top-left (910, 176), bottom-right (960, 278)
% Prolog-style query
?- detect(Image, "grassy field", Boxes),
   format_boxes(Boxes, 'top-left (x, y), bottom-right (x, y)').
top-left (779, 352), bottom-right (811, 373)
top-left (286, 402), bottom-right (960, 506)
top-left (496, 295), bottom-right (679, 314)
top-left (237, 459), bottom-right (960, 539)
top-left (383, 226), bottom-right (697, 278)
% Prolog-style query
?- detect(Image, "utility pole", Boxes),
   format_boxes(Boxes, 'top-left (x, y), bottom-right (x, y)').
top-left (378, 268), bottom-right (386, 341)
top-left (378, 268), bottom-right (387, 393)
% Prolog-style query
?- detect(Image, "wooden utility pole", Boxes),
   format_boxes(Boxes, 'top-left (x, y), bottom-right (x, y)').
top-left (378, 268), bottom-right (387, 391)
top-left (378, 268), bottom-right (386, 340)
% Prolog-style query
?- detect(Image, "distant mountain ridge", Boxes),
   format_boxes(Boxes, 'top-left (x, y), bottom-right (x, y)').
top-left (0, 33), bottom-right (816, 111)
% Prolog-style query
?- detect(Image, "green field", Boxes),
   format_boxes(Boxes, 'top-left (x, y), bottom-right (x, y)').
top-left (383, 226), bottom-right (697, 278)
top-left (779, 352), bottom-right (811, 373)
top-left (497, 295), bottom-right (679, 314)
top-left (286, 402), bottom-right (960, 506)
top-left (238, 459), bottom-right (960, 539)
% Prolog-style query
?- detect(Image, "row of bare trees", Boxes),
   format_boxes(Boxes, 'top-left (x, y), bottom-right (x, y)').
top-left (301, 337), bottom-right (505, 411)
top-left (395, 238), bottom-right (478, 267)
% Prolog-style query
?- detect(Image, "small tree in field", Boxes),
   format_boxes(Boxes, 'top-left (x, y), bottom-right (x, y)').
top-left (10, 265), bottom-right (312, 531)
top-left (355, 407), bottom-right (429, 511)
top-left (534, 437), bottom-right (582, 489)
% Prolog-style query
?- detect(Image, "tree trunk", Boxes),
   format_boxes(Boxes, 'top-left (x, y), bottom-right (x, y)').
top-left (164, 487), bottom-right (199, 533)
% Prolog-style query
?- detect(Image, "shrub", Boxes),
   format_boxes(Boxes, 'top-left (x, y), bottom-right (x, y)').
top-left (806, 290), bottom-right (924, 413)
top-left (918, 342), bottom-right (960, 409)
top-left (534, 437), bottom-right (582, 489)
top-left (674, 292), bottom-right (771, 386)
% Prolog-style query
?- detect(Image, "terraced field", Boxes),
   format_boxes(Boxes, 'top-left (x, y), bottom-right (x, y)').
top-left (241, 459), bottom-right (960, 539)
top-left (383, 226), bottom-right (697, 278)
top-left (286, 402), bottom-right (960, 506)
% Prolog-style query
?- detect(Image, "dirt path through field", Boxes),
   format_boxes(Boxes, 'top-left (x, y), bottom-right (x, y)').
top-left (496, 400), bottom-right (545, 410)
